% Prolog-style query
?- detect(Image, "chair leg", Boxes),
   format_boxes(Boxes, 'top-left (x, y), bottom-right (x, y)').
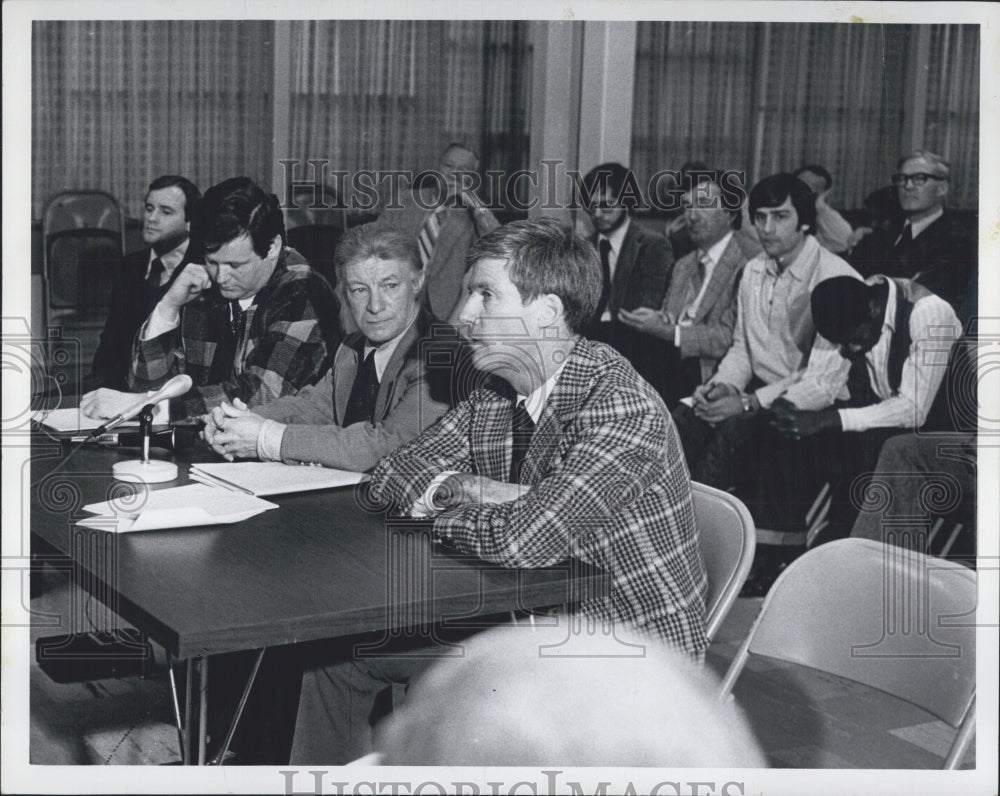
top-left (943, 702), bottom-right (975, 769)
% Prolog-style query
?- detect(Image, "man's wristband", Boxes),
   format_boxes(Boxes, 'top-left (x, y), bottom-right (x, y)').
top-left (740, 393), bottom-right (753, 413)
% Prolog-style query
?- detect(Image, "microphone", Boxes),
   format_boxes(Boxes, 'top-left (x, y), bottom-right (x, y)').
top-left (92, 374), bottom-right (194, 436)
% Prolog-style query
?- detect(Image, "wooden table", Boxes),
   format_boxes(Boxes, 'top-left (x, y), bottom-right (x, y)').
top-left (30, 437), bottom-right (602, 763)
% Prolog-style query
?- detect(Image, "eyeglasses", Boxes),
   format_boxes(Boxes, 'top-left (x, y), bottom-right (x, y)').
top-left (891, 172), bottom-right (946, 188)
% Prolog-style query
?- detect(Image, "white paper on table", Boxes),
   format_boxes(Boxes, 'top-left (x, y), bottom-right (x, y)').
top-left (77, 483), bottom-right (277, 533)
top-left (189, 461), bottom-right (367, 496)
top-left (33, 399), bottom-right (169, 433)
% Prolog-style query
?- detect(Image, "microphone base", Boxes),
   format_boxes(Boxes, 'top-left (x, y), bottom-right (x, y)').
top-left (112, 459), bottom-right (179, 484)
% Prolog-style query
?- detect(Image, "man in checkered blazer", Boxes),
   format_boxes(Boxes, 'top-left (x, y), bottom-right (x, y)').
top-left (289, 218), bottom-right (708, 765)
top-left (81, 177), bottom-right (341, 422)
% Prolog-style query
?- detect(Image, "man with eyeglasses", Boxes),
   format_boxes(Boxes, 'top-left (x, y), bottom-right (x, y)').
top-left (885, 150), bottom-right (976, 322)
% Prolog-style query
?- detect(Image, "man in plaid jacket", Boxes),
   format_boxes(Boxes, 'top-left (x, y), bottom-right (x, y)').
top-left (81, 177), bottom-right (341, 422)
top-left (289, 218), bottom-right (707, 765)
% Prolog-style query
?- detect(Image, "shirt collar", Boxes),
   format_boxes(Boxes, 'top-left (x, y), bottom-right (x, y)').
top-left (600, 216), bottom-right (631, 255)
top-left (908, 207), bottom-right (944, 239)
top-left (516, 361), bottom-right (568, 424)
top-left (867, 275), bottom-right (897, 334)
top-left (765, 234), bottom-right (819, 280)
top-left (700, 230), bottom-right (733, 267)
top-left (362, 310), bottom-right (419, 382)
top-left (149, 237), bottom-right (190, 277)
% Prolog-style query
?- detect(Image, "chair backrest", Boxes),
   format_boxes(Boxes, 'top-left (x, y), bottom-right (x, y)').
top-left (42, 190), bottom-right (124, 242)
top-left (41, 190), bottom-right (125, 320)
top-left (691, 481), bottom-right (756, 641)
top-left (719, 538), bottom-right (977, 766)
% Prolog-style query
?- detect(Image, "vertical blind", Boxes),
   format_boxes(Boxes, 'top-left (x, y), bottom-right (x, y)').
top-left (631, 22), bottom-right (979, 210)
top-left (32, 21), bottom-right (273, 219)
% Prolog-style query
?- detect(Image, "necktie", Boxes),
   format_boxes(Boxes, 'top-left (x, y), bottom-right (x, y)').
top-left (693, 254), bottom-right (708, 295)
top-left (144, 257), bottom-right (166, 312)
top-left (894, 223), bottom-right (913, 250)
top-left (682, 254), bottom-right (709, 322)
top-left (229, 301), bottom-right (246, 341)
top-left (595, 238), bottom-right (613, 320)
top-left (418, 206), bottom-right (444, 266)
top-left (147, 257), bottom-right (165, 288)
top-left (509, 399), bottom-right (535, 483)
top-left (843, 353), bottom-right (878, 409)
top-left (343, 349), bottom-right (380, 426)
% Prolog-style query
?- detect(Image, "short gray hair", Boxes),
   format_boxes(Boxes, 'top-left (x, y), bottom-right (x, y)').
top-left (896, 150), bottom-right (950, 179)
top-left (334, 223), bottom-right (421, 281)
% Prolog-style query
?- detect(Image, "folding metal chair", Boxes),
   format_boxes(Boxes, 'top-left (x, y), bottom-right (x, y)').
top-left (719, 538), bottom-right (976, 768)
top-left (691, 481), bottom-right (756, 641)
top-left (41, 189), bottom-right (125, 327)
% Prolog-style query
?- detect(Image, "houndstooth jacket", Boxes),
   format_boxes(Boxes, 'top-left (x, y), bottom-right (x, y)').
top-left (370, 336), bottom-right (709, 656)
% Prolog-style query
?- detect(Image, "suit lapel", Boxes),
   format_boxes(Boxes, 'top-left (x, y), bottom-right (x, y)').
top-left (372, 311), bottom-right (427, 421)
top-left (334, 337), bottom-right (362, 423)
top-left (691, 237), bottom-right (739, 323)
top-left (610, 221), bottom-right (640, 312)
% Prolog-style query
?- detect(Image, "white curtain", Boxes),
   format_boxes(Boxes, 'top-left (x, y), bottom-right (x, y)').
top-left (33, 21), bottom-right (273, 219)
top-left (631, 22), bottom-right (979, 210)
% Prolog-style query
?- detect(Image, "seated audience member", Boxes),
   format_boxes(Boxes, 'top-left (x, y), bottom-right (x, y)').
top-left (662, 160), bottom-right (711, 260)
top-left (289, 218), bottom-right (708, 764)
top-left (793, 164), bottom-right (855, 255)
top-left (80, 177), bottom-right (341, 422)
top-left (847, 185), bottom-right (905, 276)
top-left (375, 142), bottom-right (499, 321)
top-left (374, 623), bottom-right (766, 767)
top-left (580, 161), bottom-right (673, 385)
top-left (90, 175), bottom-right (201, 391)
top-left (851, 432), bottom-right (976, 557)
top-left (672, 173), bottom-right (861, 493)
top-left (883, 151), bottom-right (977, 313)
top-left (201, 225), bottom-right (457, 471)
top-left (769, 274), bottom-right (961, 532)
top-left (619, 174), bottom-right (762, 406)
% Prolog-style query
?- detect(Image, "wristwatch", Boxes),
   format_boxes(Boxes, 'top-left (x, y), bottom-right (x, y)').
top-left (740, 393), bottom-right (753, 413)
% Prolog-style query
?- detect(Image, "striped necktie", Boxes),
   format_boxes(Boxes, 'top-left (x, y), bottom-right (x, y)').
top-left (418, 206), bottom-right (445, 266)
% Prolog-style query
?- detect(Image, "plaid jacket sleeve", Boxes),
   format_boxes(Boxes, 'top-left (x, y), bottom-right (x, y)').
top-left (193, 273), bottom-right (338, 417)
top-left (130, 267), bottom-right (340, 420)
top-left (129, 314), bottom-right (189, 393)
top-left (369, 394), bottom-right (478, 507)
top-left (428, 384), bottom-right (673, 570)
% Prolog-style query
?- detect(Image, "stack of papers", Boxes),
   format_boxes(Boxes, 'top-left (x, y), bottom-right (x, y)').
top-left (189, 461), bottom-right (367, 496)
top-left (77, 483), bottom-right (277, 533)
top-left (33, 407), bottom-right (138, 434)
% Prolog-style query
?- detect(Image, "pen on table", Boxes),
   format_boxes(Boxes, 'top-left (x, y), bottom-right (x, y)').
top-left (189, 470), bottom-right (256, 495)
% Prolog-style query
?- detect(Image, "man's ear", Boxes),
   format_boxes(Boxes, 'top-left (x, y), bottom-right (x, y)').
top-left (537, 293), bottom-right (565, 328)
top-left (411, 267), bottom-right (426, 293)
top-left (267, 235), bottom-right (282, 261)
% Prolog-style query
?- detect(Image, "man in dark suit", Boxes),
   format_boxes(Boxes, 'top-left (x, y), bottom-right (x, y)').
top-left (375, 142), bottom-right (499, 322)
top-left (620, 176), bottom-right (762, 406)
top-left (288, 218), bottom-right (707, 764)
top-left (883, 150), bottom-right (976, 317)
top-left (89, 175), bottom-right (201, 390)
top-left (580, 162), bottom-right (673, 387)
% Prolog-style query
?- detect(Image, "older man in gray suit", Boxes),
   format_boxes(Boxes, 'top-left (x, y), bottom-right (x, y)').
top-left (620, 176), bottom-right (761, 406)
